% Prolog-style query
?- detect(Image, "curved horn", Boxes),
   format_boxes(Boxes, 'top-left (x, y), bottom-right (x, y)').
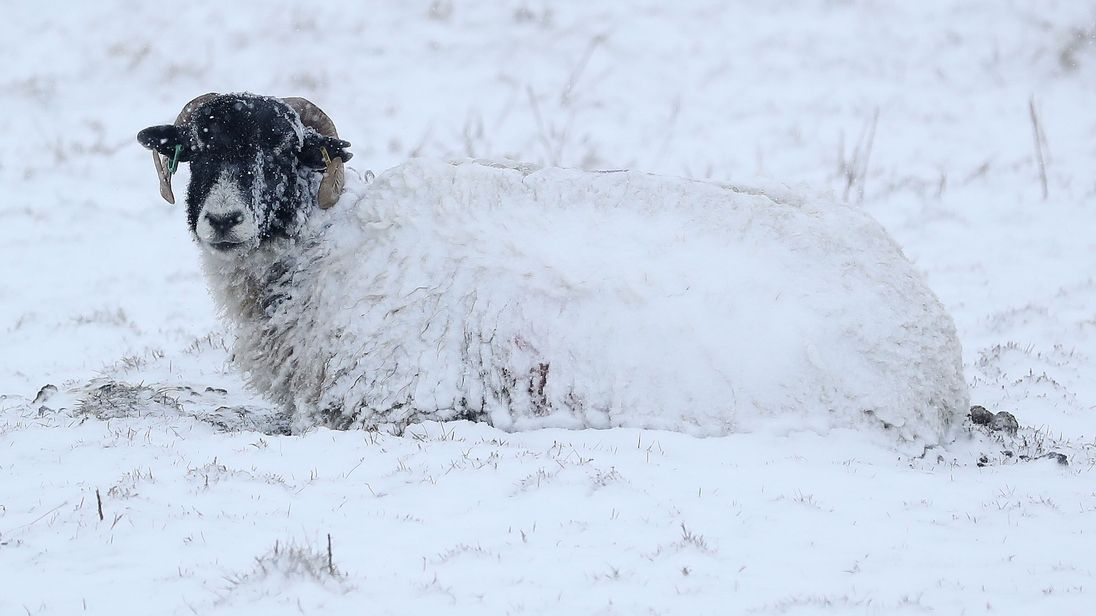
top-left (282, 97), bottom-right (346, 209)
top-left (148, 94), bottom-right (347, 209)
top-left (151, 92), bottom-right (220, 204)
top-left (175, 92), bottom-right (220, 125)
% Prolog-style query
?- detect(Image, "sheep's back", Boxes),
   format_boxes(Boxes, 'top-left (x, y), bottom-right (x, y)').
top-left (301, 159), bottom-right (966, 448)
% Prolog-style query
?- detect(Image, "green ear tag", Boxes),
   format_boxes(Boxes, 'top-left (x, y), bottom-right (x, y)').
top-left (168, 144), bottom-right (183, 175)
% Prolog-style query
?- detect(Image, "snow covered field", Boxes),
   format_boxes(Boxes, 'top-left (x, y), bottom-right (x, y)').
top-left (2, 1), bottom-right (1096, 613)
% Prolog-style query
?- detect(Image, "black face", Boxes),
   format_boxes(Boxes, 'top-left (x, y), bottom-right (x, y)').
top-left (137, 94), bottom-right (351, 253)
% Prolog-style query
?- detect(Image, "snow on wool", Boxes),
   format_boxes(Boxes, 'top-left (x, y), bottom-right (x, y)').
top-left (199, 158), bottom-right (968, 444)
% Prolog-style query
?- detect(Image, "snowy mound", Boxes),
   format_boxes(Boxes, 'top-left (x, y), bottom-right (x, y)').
top-left (228, 158), bottom-right (967, 445)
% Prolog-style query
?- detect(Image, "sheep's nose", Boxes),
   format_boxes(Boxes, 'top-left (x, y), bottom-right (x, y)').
top-left (205, 211), bottom-right (245, 234)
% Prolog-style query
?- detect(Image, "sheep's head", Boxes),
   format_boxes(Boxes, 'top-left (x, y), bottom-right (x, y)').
top-left (137, 93), bottom-right (351, 254)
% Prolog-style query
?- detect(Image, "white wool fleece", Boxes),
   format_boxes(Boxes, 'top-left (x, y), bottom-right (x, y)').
top-left (199, 158), bottom-right (968, 449)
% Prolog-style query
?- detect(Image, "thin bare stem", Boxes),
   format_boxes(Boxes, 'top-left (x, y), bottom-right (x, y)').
top-left (856, 109), bottom-right (879, 204)
top-left (327, 533), bottom-right (335, 576)
top-left (1029, 95), bottom-right (1049, 201)
top-left (839, 108), bottom-right (880, 203)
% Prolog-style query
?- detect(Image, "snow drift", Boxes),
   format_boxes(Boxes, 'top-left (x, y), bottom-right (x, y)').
top-left (202, 157), bottom-right (968, 445)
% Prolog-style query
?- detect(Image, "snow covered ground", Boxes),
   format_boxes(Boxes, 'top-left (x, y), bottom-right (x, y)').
top-left (2, 1), bottom-right (1096, 613)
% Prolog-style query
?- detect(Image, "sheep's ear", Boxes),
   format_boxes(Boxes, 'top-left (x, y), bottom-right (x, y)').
top-left (137, 125), bottom-right (193, 160)
top-left (299, 132), bottom-right (353, 170)
top-left (138, 125), bottom-right (193, 205)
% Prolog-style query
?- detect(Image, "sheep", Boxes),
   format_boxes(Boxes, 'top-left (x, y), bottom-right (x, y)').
top-left (137, 92), bottom-right (969, 447)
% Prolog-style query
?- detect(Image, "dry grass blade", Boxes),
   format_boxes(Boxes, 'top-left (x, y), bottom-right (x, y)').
top-left (1029, 95), bottom-right (1049, 201)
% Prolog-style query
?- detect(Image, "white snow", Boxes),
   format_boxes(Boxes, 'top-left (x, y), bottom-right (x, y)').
top-left (2, 1), bottom-right (1096, 614)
